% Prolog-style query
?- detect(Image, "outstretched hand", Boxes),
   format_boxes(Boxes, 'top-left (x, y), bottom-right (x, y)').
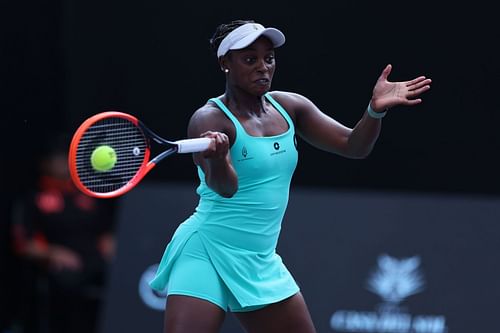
top-left (370, 64), bottom-right (432, 112)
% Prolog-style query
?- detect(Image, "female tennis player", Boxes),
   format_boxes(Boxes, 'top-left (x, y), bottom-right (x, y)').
top-left (150, 19), bottom-right (431, 333)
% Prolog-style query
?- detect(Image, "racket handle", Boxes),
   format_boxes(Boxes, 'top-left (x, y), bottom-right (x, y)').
top-left (175, 138), bottom-right (212, 153)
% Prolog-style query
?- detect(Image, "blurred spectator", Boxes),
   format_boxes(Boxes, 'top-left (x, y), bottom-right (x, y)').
top-left (11, 134), bottom-right (117, 333)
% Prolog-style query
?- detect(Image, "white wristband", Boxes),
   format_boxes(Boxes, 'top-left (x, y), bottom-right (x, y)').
top-left (367, 103), bottom-right (387, 119)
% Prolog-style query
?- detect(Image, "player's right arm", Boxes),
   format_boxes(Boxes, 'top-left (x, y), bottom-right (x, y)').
top-left (188, 104), bottom-right (238, 198)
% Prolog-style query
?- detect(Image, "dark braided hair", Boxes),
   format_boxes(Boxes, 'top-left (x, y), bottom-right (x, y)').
top-left (209, 19), bottom-right (255, 55)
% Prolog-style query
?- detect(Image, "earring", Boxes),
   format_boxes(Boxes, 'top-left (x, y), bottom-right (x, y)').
top-left (224, 68), bottom-right (229, 73)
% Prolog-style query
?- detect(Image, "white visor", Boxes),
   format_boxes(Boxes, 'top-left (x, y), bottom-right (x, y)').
top-left (217, 23), bottom-right (286, 58)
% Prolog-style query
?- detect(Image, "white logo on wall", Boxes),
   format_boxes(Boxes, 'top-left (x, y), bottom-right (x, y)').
top-left (330, 254), bottom-right (448, 333)
top-left (138, 264), bottom-right (167, 311)
top-left (367, 254), bottom-right (424, 306)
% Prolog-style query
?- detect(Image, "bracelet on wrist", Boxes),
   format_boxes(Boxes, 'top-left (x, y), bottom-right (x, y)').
top-left (367, 103), bottom-right (387, 119)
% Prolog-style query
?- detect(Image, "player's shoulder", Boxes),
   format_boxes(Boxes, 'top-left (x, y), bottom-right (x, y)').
top-left (190, 99), bottom-right (226, 122)
top-left (268, 90), bottom-right (310, 106)
top-left (188, 98), bottom-right (231, 134)
top-left (267, 91), bottom-right (312, 117)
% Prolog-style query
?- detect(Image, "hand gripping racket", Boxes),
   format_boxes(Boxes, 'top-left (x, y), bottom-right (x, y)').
top-left (68, 111), bottom-right (211, 198)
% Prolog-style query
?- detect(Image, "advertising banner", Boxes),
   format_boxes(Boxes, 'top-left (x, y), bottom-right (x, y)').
top-left (100, 184), bottom-right (500, 333)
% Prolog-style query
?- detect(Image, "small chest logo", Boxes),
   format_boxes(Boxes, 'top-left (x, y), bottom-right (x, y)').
top-left (271, 141), bottom-right (286, 156)
top-left (237, 146), bottom-right (253, 162)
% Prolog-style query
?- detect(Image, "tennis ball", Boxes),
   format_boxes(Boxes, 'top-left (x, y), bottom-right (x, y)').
top-left (90, 145), bottom-right (117, 171)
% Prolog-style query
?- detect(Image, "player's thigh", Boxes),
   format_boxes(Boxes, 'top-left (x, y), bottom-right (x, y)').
top-left (164, 295), bottom-right (225, 333)
top-left (233, 292), bottom-right (317, 333)
top-left (163, 233), bottom-right (228, 333)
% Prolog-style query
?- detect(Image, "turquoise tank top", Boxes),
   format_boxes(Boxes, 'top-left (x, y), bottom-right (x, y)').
top-left (150, 92), bottom-right (300, 307)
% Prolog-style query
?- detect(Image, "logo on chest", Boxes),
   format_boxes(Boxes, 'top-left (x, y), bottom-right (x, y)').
top-left (237, 145), bottom-right (254, 162)
top-left (236, 140), bottom-right (290, 162)
top-left (271, 141), bottom-right (286, 156)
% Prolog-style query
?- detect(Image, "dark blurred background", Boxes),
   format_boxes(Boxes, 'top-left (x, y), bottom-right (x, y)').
top-left (3, 1), bottom-right (499, 196)
top-left (2, 1), bottom-right (499, 332)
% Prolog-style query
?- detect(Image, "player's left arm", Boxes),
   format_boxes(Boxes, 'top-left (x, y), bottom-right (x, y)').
top-left (272, 91), bottom-right (380, 159)
top-left (271, 65), bottom-right (431, 159)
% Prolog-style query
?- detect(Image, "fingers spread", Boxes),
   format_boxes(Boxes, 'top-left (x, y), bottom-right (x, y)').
top-left (380, 64), bottom-right (393, 81)
top-left (406, 76), bottom-right (431, 87)
top-left (405, 98), bottom-right (422, 106)
top-left (408, 84), bottom-right (431, 98)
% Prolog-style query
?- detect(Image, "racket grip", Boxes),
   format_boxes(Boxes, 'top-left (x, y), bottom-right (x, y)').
top-left (175, 138), bottom-right (212, 153)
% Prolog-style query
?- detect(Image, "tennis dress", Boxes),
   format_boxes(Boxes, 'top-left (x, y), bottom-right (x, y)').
top-left (149, 92), bottom-right (299, 308)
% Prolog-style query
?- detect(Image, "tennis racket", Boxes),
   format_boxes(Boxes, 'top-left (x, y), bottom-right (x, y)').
top-left (68, 111), bottom-right (211, 198)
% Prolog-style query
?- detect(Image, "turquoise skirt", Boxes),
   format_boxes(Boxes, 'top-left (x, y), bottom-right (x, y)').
top-left (149, 215), bottom-right (299, 310)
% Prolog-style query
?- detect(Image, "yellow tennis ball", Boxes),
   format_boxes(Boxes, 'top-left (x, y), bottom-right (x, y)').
top-left (90, 145), bottom-right (117, 171)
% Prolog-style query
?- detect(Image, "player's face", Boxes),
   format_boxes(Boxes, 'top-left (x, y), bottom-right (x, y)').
top-left (227, 37), bottom-right (276, 96)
